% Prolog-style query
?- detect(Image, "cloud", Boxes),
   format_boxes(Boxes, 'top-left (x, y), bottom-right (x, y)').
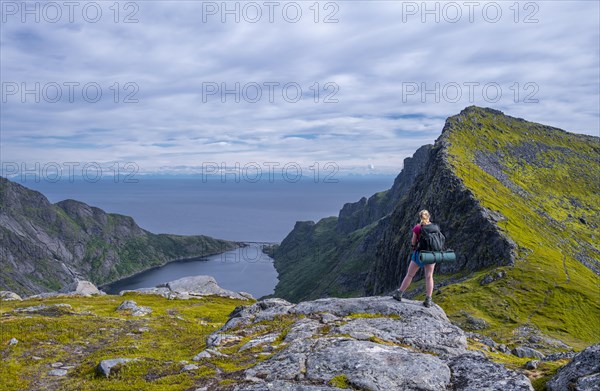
top-left (1, 1), bottom-right (598, 175)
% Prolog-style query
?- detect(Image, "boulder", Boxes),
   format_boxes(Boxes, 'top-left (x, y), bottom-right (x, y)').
top-left (234, 382), bottom-right (346, 391)
top-left (48, 369), bottom-right (68, 377)
top-left (0, 291), bottom-right (22, 301)
top-left (121, 275), bottom-right (254, 301)
top-left (512, 346), bottom-right (545, 359)
top-left (13, 304), bottom-right (73, 316)
top-left (166, 275), bottom-right (248, 300)
top-left (547, 344), bottom-right (600, 391)
top-left (96, 358), bottom-right (134, 378)
top-left (525, 360), bottom-right (539, 370)
top-left (448, 353), bottom-right (534, 390)
top-left (60, 280), bottom-right (100, 296)
top-left (116, 300), bottom-right (152, 317)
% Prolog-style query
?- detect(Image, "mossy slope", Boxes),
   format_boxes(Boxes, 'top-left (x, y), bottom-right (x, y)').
top-left (0, 294), bottom-right (256, 391)
top-left (434, 106), bottom-right (600, 349)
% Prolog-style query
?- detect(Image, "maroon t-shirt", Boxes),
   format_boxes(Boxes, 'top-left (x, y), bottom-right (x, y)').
top-left (412, 224), bottom-right (422, 240)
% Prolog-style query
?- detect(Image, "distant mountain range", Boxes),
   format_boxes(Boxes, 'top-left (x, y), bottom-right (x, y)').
top-left (0, 177), bottom-right (242, 296)
top-left (269, 106), bottom-right (600, 349)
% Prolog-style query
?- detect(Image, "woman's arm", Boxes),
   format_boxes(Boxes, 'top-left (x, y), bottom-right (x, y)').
top-left (411, 232), bottom-right (418, 249)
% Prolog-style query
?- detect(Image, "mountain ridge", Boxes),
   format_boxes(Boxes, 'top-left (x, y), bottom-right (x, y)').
top-left (271, 105), bottom-right (600, 350)
top-left (0, 177), bottom-right (242, 296)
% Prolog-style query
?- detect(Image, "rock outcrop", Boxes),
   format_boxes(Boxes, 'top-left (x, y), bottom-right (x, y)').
top-left (120, 275), bottom-right (254, 300)
top-left (547, 344), bottom-right (600, 391)
top-left (0, 177), bottom-right (242, 296)
top-left (196, 296), bottom-right (533, 391)
top-left (0, 291), bottom-right (22, 301)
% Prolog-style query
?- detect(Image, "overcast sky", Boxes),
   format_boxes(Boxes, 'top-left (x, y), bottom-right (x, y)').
top-left (1, 0), bottom-right (598, 176)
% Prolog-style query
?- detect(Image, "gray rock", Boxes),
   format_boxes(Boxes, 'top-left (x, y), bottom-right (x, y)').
top-left (283, 318), bottom-right (322, 343)
top-left (512, 346), bottom-right (545, 359)
top-left (205, 348), bottom-right (227, 357)
top-left (96, 358), bottom-right (134, 378)
top-left (239, 333), bottom-right (279, 352)
top-left (320, 313), bottom-right (339, 323)
top-left (51, 362), bottom-right (64, 368)
top-left (576, 373), bottom-right (600, 390)
top-left (498, 344), bottom-right (510, 353)
top-left (121, 275), bottom-right (254, 301)
top-left (525, 360), bottom-right (539, 370)
top-left (334, 313), bottom-right (466, 357)
top-left (48, 369), bottom-right (68, 376)
top-left (449, 353), bottom-right (534, 390)
top-left (181, 364), bottom-right (199, 372)
top-left (14, 304), bottom-right (73, 314)
top-left (480, 271), bottom-right (506, 285)
top-left (463, 314), bottom-right (489, 330)
top-left (119, 287), bottom-right (173, 299)
top-left (247, 337), bottom-right (451, 390)
top-left (543, 351), bottom-right (576, 361)
top-left (59, 280), bottom-right (100, 296)
top-left (166, 275), bottom-right (249, 300)
top-left (116, 300), bottom-right (152, 317)
top-left (547, 344), bottom-right (600, 391)
top-left (466, 332), bottom-right (498, 349)
top-left (192, 351), bottom-right (212, 361)
top-left (206, 333), bottom-right (241, 348)
top-left (205, 295), bottom-right (533, 391)
top-left (234, 380), bottom-right (347, 390)
top-left (0, 291), bottom-right (22, 301)
top-left (9, 338), bottom-right (18, 346)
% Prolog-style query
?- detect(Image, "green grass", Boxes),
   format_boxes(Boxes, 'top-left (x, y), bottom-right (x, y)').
top-left (0, 293), bottom-right (253, 391)
top-left (328, 374), bottom-right (351, 388)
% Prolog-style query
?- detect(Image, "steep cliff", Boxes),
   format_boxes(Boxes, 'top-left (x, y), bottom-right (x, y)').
top-left (0, 177), bottom-right (242, 296)
top-left (274, 106), bottom-right (600, 349)
top-left (271, 145), bottom-right (432, 301)
top-left (369, 106), bottom-right (600, 347)
top-left (336, 145), bottom-right (432, 234)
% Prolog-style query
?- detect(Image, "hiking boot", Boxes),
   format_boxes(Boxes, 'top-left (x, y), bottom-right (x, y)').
top-left (392, 290), bottom-right (403, 302)
top-left (423, 296), bottom-right (432, 308)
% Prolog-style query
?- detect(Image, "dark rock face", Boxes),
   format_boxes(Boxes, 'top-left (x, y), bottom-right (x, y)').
top-left (272, 146), bottom-right (433, 302)
top-left (336, 145), bottom-right (432, 234)
top-left (366, 125), bottom-right (516, 294)
top-left (547, 344), bottom-right (600, 391)
top-left (0, 177), bottom-right (241, 296)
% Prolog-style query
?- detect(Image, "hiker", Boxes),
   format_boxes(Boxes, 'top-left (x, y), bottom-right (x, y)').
top-left (392, 209), bottom-right (439, 307)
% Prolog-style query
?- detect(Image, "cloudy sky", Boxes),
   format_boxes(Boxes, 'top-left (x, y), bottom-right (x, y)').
top-left (1, 0), bottom-right (598, 176)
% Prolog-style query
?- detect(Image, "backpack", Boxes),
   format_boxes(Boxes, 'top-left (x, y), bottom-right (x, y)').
top-left (418, 223), bottom-right (445, 251)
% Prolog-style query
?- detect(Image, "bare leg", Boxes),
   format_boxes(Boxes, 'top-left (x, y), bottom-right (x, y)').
top-left (424, 263), bottom-right (435, 297)
top-left (399, 261), bottom-right (421, 292)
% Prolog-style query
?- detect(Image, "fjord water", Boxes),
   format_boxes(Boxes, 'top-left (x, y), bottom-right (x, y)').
top-left (102, 244), bottom-right (279, 298)
top-left (18, 176), bottom-right (394, 295)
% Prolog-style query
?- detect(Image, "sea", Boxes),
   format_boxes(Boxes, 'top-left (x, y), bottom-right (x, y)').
top-left (14, 175), bottom-right (395, 297)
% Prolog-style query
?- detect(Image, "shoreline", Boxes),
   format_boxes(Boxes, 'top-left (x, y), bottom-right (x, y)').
top-left (99, 242), bottom-right (248, 292)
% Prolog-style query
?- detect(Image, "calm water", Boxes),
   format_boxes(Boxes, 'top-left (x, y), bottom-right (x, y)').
top-left (15, 176), bottom-right (394, 294)
top-left (102, 244), bottom-right (278, 299)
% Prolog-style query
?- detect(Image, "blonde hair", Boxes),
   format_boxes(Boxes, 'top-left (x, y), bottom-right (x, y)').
top-left (419, 210), bottom-right (430, 225)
